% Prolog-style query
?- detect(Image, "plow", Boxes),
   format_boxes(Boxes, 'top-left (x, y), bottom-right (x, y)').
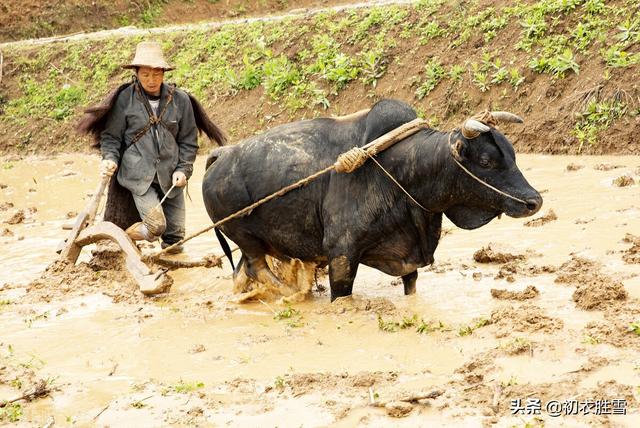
top-left (55, 118), bottom-right (432, 295)
top-left (56, 173), bottom-right (174, 294)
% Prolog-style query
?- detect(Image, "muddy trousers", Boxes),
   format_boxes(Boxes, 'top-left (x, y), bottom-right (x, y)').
top-left (131, 182), bottom-right (185, 245)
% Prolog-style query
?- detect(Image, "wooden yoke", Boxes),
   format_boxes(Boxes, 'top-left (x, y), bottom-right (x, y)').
top-left (57, 174), bottom-right (111, 262)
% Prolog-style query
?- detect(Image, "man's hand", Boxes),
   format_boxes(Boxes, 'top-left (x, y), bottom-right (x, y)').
top-left (100, 159), bottom-right (117, 177)
top-left (172, 171), bottom-right (187, 187)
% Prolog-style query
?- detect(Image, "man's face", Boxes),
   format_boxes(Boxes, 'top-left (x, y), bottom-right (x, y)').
top-left (137, 66), bottom-right (164, 96)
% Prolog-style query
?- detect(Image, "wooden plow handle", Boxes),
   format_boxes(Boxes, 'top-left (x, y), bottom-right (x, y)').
top-left (56, 174), bottom-right (111, 262)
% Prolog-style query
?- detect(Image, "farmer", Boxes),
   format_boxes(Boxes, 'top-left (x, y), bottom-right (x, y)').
top-left (98, 41), bottom-right (201, 253)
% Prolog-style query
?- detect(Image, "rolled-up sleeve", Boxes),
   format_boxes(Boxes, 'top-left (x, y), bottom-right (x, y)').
top-left (174, 92), bottom-right (199, 179)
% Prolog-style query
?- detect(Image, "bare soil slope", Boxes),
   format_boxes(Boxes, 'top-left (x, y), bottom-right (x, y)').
top-left (0, 0), bottom-right (639, 157)
top-left (0, 0), bottom-right (354, 42)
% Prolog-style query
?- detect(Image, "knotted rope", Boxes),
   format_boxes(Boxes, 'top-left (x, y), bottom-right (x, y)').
top-left (335, 147), bottom-right (369, 173)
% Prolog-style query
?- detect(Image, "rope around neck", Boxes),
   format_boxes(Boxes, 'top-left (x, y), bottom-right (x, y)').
top-left (366, 153), bottom-right (430, 212)
top-left (448, 131), bottom-right (529, 206)
top-left (334, 145), bottom-right (429, 211)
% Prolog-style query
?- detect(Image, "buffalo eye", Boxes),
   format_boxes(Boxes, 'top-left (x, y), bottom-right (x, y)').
top-left (479, 154), bottom-right (491, 168)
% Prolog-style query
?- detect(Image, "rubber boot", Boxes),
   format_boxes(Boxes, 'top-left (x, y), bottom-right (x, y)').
top-left (126, 222), bottom-right (149, 242)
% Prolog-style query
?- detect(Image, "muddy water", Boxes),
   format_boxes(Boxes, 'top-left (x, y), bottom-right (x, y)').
top-left (2, 153), bottom-right (640, 427)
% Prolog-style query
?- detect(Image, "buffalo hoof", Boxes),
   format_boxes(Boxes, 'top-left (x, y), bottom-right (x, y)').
top-left (402, 271), bottom-right (418, 295)
top-left (404, 283), bottom-right (416, 295)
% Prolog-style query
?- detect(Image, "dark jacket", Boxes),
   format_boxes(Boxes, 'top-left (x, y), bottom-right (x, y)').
top-left (100, 82), bottom-right (198, 199)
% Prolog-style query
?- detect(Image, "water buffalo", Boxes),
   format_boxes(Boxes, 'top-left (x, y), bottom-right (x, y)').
top-left (203, 99), bottom-right (542, 301)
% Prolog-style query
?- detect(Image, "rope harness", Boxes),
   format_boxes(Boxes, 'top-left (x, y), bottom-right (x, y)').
top-left (130, 81), bottom-right (175, 146)
top-left (153, 117), bottom-right (527, 257)
top-left (447, 131), bottom-right (530, 206)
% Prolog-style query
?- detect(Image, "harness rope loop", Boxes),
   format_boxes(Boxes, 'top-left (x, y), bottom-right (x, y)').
top-left (335, 147), bottom-right (369, 173)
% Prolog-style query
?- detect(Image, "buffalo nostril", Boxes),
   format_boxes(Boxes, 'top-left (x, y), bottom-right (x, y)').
top-left (525, 197), bottom-right (542, 212)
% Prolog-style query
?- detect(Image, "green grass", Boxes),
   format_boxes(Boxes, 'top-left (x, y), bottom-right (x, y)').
top-left (416, 58), bottom-right (445, 99)
top-left (273, 305), bottom-right (299, 320)
top-left (457, 318), bottom-right (491, 337)
top-left (0, 404), bottom-right (23, 423)
top-left (273, 305), bottom-right (304, 328)
top-left (171, 380), bottom-right (205, 394)
top-left (501, 337), bottom-right (532, 354)
top-left (274, 375), bottom-right (286, 389)
top-left (140, 0), bottom-right (170, 27)
top-left (573, 99), bottom-right (627, 151)
top-left (1, 0), bottom-right (638, 154)
top-left (377, 314), bottom-right (420, 332)
top-left (582, 335), bottom-right (600, 345)
top-left (377, 314), bottom-right (450, 334)
top-left (629, 322), bottom-right (640, 336)
top-left (529, 47), bottom-right (580, 78)
top-left (416, 319), bottom-right (449, 334)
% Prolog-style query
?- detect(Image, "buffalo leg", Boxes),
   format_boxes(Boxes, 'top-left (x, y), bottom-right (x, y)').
top-left (328, 255), bottom-right (359, 302)
top-left (226, 232), bottom-right (284, 287)
top-left (232, 254), bottom-right (252, 293)
top-left (402, 270), bottom-right (418, 295)
top-left (237, 251), bottom-right (284, 288)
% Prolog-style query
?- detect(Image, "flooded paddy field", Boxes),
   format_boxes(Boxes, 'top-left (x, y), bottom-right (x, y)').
top-left (1, 153), bottom-right (640, 427)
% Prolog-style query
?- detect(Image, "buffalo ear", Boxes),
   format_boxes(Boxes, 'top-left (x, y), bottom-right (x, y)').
top-left (451, 138), bottom-right (465, 161)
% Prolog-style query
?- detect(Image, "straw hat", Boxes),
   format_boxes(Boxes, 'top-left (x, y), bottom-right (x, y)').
top-left (123, 41), bottom-right (174, 71)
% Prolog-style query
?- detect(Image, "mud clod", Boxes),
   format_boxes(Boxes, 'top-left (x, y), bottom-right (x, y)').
top-left (189, 344), bottom-right (206, 354)
top-left (500, 337), bottom-right (533, 355)
top-left (554, 256), bottom-right (600, 284)
top-left (315, 295), bottom-right (397, 316)
top-left (613, 175), bottom-right (635, 187)
top-left (583, 303), bottom-right (640, 348)
top-left (554, 255), bottom-right (628, 310)
top-left (572, 281), bottom-right (627, 310)
top-left (490, 285), bottom-right (539, 300)
top-left (0, 202), bottom-right (14, 211)
top-left (385, 401), bottom-right (413, 417)
top-left (4, 210), bottom-right (25, 225)
top-left (490, 304), bottom-right (563, 338)
top-left (282, 371), bottom-right (398, 397)
top-left (593, 163), bottom-right (624, 171)
top-left (584, 322), bottom-right (635, 348)
top-left (622, 233), bottom-right (640, 264)
top-left (524, 209), bottom-right (557, 227)
top-left (473, 244), bottom-right (526, 264)
top-left (565, 163), bottom-right (584, 171)
top-left (23, 243), bottom-right (149, 304)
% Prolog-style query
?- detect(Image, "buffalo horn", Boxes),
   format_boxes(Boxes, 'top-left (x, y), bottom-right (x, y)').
top-left (463, 119), bottom-right (490, 135)
top-left (490, 111), bottom-right (524, 124)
